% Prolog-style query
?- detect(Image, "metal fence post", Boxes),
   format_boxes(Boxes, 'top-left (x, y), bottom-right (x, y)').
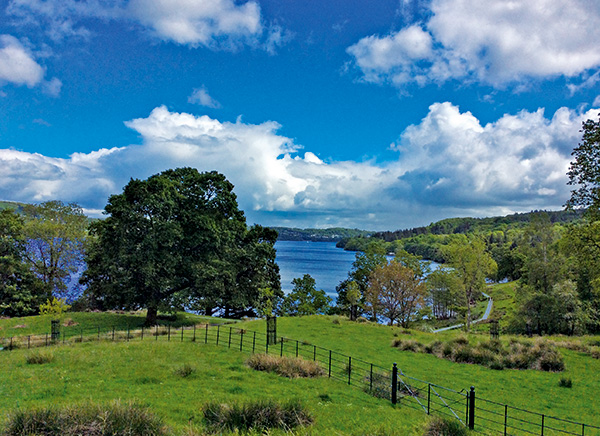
top-left (504, 405), bottom-right (508, 436)
top-left (468, 386), bottom-right (475, 430)
top-left (313, 345), bottom-right (316, 361)
top-left (391, 363), bottom-right (398, 405)
top-left (155, 325), bottom-right (158, 341)
top-left (141, 325), bottom-right (144, 340)
top-left (168, 325), bottom-right (171, 341)
top-left (216, 325), bottom-right (220, 345)
top-left (112, 326), bottom-right (115, 341)
top-left (205, 324), bottom-right (208, 344)
top-left (28, 335), bottom-right (30, 349)
top-left (240, 330), bottom-right (244, 351)
top-left (328, 350), bottom-right (332, 377)
top-left (252, 331), bottom-right (256, 353)
top-left (542, 414), bottom-right (545, 436)
top-left (228, 327), bottom-right (232, 348)
top-left (280, 337), bottom-right (284, 357)
top-left (427, 384), bottom-right (431, 415)
top-left (348, 356), bottom-right (352, 385)
top-left (181, 326), bottom-right (184, 342)
top-left (370, 364), bottom-right (373, 392)
top-left (127, 324), bottom-right (130, 341)
top-left (296, 340), bottom-right (299, 357)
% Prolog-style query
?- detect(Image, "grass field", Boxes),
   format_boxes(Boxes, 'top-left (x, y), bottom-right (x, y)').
top-left (1, 309), bottom-right (600, 434)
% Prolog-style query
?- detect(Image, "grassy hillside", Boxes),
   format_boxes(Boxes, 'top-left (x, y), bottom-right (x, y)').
top-left (1, 312), bottom-right (599, 434)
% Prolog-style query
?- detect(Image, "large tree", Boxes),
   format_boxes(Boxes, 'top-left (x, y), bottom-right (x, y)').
top-left (566, 114), bottom-right (600, 218)
top-left (83, 168), bottom-right (280, 324)
top-left (23, 201), bottom-right (87, 299)
top-left (0, 210), bottom-right (49, 316)
top-left (280, 274), bottom-right (332, 316)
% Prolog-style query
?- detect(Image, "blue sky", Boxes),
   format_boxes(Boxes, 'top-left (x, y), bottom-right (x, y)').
top-left (1, 0), bottom-right (600, 230)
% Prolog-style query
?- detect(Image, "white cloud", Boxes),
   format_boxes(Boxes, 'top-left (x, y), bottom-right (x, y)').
top-left (188, 86), bottom-right (221, 108)
top-left (8, 0), bottom-right (278, 50)
top-left (348, 0), bottom-right (600, 89)
top-left (0, 34), bottom-right (61, 95)
top-left (0, 104), bottom-right (595, 228)
top-left (0, 35), bottom-right (44, 87)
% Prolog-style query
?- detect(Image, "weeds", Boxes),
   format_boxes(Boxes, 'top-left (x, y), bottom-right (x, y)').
top-left (3, 401), bottom-right (168, 436)
top-left (423, 416), bottom-right (470, 436)
top-left (174, 363), bottom-right (195, 378)
top-left (25, 351), bottom-right (54, 365)
top-left (202, 399), bottom-right (313, 433)
top-left (246, 354), bottom-right (324, 378)
top-left (558, 377), bottom-right (573, 388)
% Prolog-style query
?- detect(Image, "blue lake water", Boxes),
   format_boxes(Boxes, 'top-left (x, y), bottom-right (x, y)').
top-left (274, 241), bottom-right (356, 298)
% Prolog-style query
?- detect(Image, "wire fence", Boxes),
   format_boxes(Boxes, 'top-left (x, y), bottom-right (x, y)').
top-left (1, 322), bottom-right (599, 436)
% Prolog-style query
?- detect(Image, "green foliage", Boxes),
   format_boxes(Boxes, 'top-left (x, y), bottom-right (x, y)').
top-left (443, 237), bottom-right (497, 331)
top-left (427, 268), bottom-right (462, 320)
top-left (2, 401), bottom-right (168, 436)
top-left (23, 201), bottom-right (88, 297)
top-left (273, 226), bottom-right (372, 241)
top-left (566, 114), bottom-right (600, 217)
top-left (245, 353), bottom-right (325, 378)
top-left (83, 168), bottom-right (281, 324)
top-left (39, 297), bottom-right (71, 318)
top-left (558, 377), bottom-right (573, 388)
top-left (202, 399), bottom-right (313, 433)
top-left (0, 209), bottom-right (49, 317)
top-left (280, 274), bottom-right (331, 316)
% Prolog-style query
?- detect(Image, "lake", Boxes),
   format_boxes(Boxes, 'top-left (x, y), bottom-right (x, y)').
top-left (274, 241), bottom-right (357, 298)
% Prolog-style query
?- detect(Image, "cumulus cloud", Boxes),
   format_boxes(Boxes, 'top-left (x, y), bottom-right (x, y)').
top-left (8, 0), bottom-right (279, 50)
top-left (0, 104), bottom-right (595, 229)
top-left (0, 34), bottom-right (61, 95)
top-left (188, 86), bottom-right (221, 108)
top-left (347, 0), bottom-right (600, 89)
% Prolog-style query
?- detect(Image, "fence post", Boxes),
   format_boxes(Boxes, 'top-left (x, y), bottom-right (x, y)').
top-left (280, 337), bottom-right (284, 357)
top-left (296, 340), bottom-right (299, 357)
top-left (391, 363), bottom-right (398, 405)
top-left (141, 325), bottom-right (144, 340)
top-left (181, 326), bottom-right (184, 342)
top-left (127, 324), bottom-right (130, 341)
top-left (313, 345), bottom-right (316, 361)
top-left (216, 325), bottom-right (220, 345)
top-left (427, 384), bottom-right (431, 415)
top-left (370, 364), bottom-right (373, 392)
top-left (468, 386), bottom-right (475, 430)
top-left (252, 332), bottom-right (256, 353)
top-left (97, 326), bottom-right (100, 340)
top-left (10, 337), bottom-right (13, 350)
top-left (240, 330), bottom-right (244, 351)
top-left (155, 325), bottom-right (158, 341)
top-left (112, 326), bottom-right (115, 341)
top-left (504, 405), bottom-right (508, 436)
top-left (193, 325), bottom-right (196, 342)
top-left (328, 350), bottom-right (332, 377)
top-left (205, 324), bottom-right (208, 344)
top-left (541, 414), bottom-right (545, 436)
top-left (228, 327), bottom-right (232, 348)
top-left (582, 424), bottom-right (585, 436)
top-left (168, 325), bottom-right (171, 341)
top-left (80, 328), bottom-right (83, 343)
top-left (348, 357), bottom-right (352, 385)
top-left (28, 335), bottom-right (31, 349)
top-left (45, 333), bottom-right (48, 346)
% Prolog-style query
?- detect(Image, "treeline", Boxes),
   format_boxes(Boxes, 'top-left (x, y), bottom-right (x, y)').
top-left (273, 227), bottom-right (372, 242)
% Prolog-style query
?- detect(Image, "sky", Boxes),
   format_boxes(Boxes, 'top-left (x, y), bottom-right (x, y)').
top-left (1, 0), bottom-right (600, 231)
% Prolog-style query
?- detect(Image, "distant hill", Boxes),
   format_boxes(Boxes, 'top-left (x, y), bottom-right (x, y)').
top-left (272, 227), bottom-right (372, 242)
top-left (371, 209), bottom-right (585, 242)
top-left (0, 200), bottom-right (28, 213)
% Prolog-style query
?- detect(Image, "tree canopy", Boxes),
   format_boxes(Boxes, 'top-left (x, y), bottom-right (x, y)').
top-left (83, 168), bottom-right (281, 324)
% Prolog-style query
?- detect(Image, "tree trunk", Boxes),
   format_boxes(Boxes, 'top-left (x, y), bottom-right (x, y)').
top-left (146, 304), bottom-right (158, 326)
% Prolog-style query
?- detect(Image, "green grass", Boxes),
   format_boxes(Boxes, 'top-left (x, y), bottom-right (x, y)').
top-left (0, 339), bottom-right (426, 435)
top-left (238, 315), bottom-right (600, 426)
top-left (0, 311), bottom-right (226, 339)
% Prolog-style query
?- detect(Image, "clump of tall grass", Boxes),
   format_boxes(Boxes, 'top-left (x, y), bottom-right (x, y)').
top-left (202, 399), bottom-right (313, 433)
top-left (25, 351), bottom-right (54, 365)
top-left (392, 337), bottom-right (565, 372)
top-left (3, 401), bottom-right (168, 436)
top-left (246, 354), bottom-right (324, 378)
top-left (423, 416), bottom-right (470, 436)
top-left (174, 363), bottom-right (195, 378)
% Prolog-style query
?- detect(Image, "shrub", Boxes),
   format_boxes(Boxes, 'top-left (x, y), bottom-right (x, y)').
top-left (202, 399), bottom-right (313, 432)
top-left (423, 416), bottom-right (469, 436)
top-left (246, 354), bottom-right (324, 378)
top-left (25, 351), bottom-right (54, 365)
top-left (174, 363), bottom-right (195, 378)
top-left (558, 377), bottom-right (573, 388)
top-left (3, 401), bottom-right (168, 436)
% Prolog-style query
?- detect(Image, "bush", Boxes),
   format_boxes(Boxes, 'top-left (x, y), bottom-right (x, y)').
top-left (246, 354), bottom-right (324, 378)
top-left (203, 399), bottom-right (313, 432)
top-left (558, 377), bottom-right (573, 388)
top-left (174, 363), bottom-right (195, 378)
top-left (3, 401), bottom-right (167, 436)
top-left (25, 351), bottom-right (54, 365)
top-left (423, 416), bottom-right (469, 436)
